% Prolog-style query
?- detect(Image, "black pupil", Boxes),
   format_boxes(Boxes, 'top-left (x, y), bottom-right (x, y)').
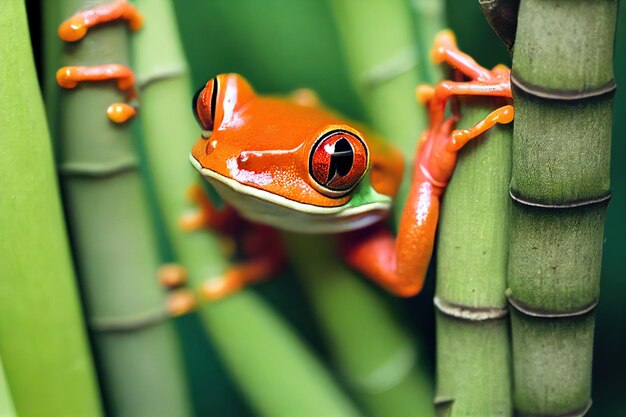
top-left (326, 138), bottom-right (354, 183)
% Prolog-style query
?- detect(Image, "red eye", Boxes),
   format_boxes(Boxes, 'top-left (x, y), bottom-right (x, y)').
top-left (309, 130), bottom-right (369, 197)
top-left (193, 77), bottom-right (218, 131)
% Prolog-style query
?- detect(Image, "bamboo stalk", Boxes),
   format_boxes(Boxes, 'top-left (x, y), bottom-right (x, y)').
top-left (0, 357), bottom-right (16, 417)
top-left (502, 0), bottom-right (616, 415)
top-left (433, 4), bottom-right (514, 414)
top-left (328, 0), bottom-right (433, 226)
top-left (51, 1), bottom-right (193, 416)
top-left (286, 234), bottom-right (436, 417)
top-left (435, 98), bottom-right (512, 416)
top-left (131, 1), bottom-right (361, 416)
top-left (411, 0), bottom-right (446, 84)
top-left (328, 0), bottom-right (427, 156)
top-left (0, 1), bottom-right (103, 416)
top-left (281, 2), bottom-right (445, 415)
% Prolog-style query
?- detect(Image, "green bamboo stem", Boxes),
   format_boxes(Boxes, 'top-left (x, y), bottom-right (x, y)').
top-left (0, 357), bottom-right (16, 417)
top-left (52, 1), bottom-right (192, 416)
top-left (286, 234), bottom-right (436, 417)
top-left (410, 0), bottom-right (446, 84)
top-left (433, 4), bottom-right (513, 414)
top-left (328, 0), bottom-right (427, 155)
top-left (131, 1), bottom-right (361, 416)
top-left (0, 1), bottom-right (103, 416)
top-left (435, 98), bottom-right (512, 416)
top-left (309, 2), bottom-right (445, 415)
top-left (504, 0), bottom-right (616, 415)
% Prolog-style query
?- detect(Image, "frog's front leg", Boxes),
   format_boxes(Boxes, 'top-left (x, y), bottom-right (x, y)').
top-left (338, 119), bottom-right (455, 297)
top-left (180, 184), bottom-right (286, 301)
top-left (199, 225), bottom-right (285, 301)
top-left (340, 30), bottom-right (514, 297)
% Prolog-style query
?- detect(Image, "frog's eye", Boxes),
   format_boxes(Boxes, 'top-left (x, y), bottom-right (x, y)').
top-left (309, 130), bottom-right (369, 197)
top-left (192, 77), bottom-right (218, 131)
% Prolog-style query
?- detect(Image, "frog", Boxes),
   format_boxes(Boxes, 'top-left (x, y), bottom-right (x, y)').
top-left (186, 31), bottom-right (513, 300)
top-left (54, 0), bottom-right (514, 301)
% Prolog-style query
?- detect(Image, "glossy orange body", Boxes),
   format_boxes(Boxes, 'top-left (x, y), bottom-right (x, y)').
top-left (191, 75), bottom-right (404, 209)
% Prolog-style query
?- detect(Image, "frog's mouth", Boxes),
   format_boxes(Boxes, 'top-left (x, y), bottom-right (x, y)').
top-left (190, 154), bottom-right (391, 233)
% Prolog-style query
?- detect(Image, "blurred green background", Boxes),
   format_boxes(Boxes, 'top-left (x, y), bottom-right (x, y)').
top-left (21, 0), bottom-right (626, 415)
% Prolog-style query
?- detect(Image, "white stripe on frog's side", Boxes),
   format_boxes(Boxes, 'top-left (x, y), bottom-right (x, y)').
top-left (190, 155), bottom-right (391, 234)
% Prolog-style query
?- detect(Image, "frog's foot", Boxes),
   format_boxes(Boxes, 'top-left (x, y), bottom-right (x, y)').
top-left (57, 1), bottom-right (143, 123)
top-left (166, 289), bottom-right (197, 317)
top-left (179, 184), bottom-right (238, 232)
top-left (155, 264), bottom-right (197, 317)
top-left (58, 0), bottom-right (143, 42)
top-left (448, 105), bottom-right (514, 151)
top-left (159, 263), bottom-right (188, 288)
top-left (56, 64), bottom-right (138, 123)
top-left (431, 29), bottom-right (508, 83)
top-left (418, 31), bottom-right (513, 141)
top-left (199, 226), bottom-right (285, 301)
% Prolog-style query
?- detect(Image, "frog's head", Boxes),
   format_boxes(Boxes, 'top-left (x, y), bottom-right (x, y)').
top-left (190, 74), bottom-right (399, 234)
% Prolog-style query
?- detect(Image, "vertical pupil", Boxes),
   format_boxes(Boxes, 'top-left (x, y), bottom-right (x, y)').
top-left (326, 138), bottom-right (354, 183)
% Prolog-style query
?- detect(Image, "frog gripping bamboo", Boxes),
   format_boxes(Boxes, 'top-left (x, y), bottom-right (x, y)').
top-left (190, 30), bottom-right (513, 299)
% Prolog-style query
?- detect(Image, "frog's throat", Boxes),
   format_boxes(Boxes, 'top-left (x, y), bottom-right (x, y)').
top-left (190, 155), bottom-right (391, 233)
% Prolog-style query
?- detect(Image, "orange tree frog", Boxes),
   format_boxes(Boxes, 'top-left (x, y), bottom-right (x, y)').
top-left (187, 31), bottom-right (514, 300)
top-left (52, 3), bottom-right (512, 302)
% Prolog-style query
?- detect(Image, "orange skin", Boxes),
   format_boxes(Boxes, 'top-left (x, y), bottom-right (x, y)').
top-left (53, 0), bottom-right (514, 300)
top-left (190, 76), bottom-right (404, 209)
top-left (56, 0), bottom-right (141, 123)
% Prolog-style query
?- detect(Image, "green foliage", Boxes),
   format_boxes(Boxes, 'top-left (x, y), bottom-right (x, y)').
top-left (3, 0), bottom-right (625, 415)
top-left (0, 1), bottom-right (103, 416)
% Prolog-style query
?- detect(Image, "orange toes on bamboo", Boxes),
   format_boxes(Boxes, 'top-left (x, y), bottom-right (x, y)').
top-left (158, 263), bottom-right (188, 288)
top-left (58, 0), bottom-right (143, 42)
top-left (56, 65), bottom-right (138, 123)
top-left (430, 29), bottom-right (458, 64)
top-left (199, 274), bottom-right (244, 302)
top-left (448, 105), bottom-right (514, 151)
top-left (166, 289), bottom-right (197, 317)
top-left (416, 84), bottom-right (435, 105)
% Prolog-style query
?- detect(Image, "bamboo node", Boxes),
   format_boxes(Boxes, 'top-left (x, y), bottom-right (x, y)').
top-left (360, 48), bottom-right (418, 89)
top-left (136, 64), bottom-right (188, 89)
top-left (507, 294), bottom-right (598, 318)
top-left (515, 399), bottom-right (592, 417)
top-left (90, 307), bottom-right (169, 332)
top-left (58, 157), bottom-right (139, 178)
top-left (434, 296), bottom-right (508, 321)
top-left (509, 189), bottom-right (612, 209)
top-left (350, 343), bottom-right (416, 394)
top-left (511, 72), bottom-right (616, 101)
